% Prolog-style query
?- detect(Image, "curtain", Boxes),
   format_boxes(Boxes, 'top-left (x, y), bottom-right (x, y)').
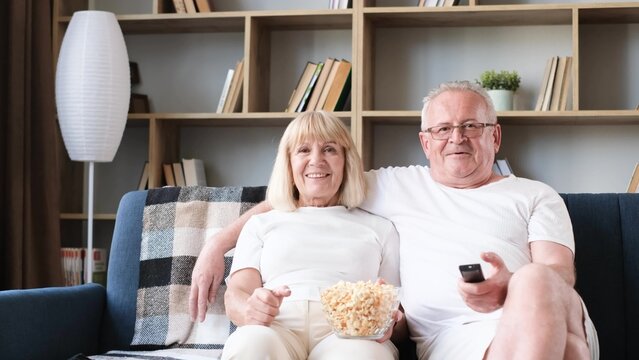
top-left (0, 0), bottom-right (63, 288)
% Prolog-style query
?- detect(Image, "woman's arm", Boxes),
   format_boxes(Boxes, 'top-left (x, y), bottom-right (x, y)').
top-left (225, 268), bottom-right (290, 326)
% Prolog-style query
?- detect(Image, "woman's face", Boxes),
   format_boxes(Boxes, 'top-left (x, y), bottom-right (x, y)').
top-left (290, 139), bottom-right (345, 207)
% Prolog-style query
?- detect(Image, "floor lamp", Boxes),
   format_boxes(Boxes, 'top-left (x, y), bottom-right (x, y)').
top-left (55, 11), bottom-right (130, 283)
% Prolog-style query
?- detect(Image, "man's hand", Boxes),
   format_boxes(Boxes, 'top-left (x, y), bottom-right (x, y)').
top-left (457, 252), bottom-right (511, 313)
top-left (244, 286), bottom-right (291, 326)
top-left (189, 243), bottom-right (225, 322)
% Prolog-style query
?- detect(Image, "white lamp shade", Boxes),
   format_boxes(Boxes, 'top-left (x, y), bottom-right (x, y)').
top-left (55, 11), bottom-right (130, 162)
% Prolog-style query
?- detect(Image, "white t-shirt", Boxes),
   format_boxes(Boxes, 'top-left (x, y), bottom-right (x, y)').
top-left (229, 206), bottom-right (400, 302)
top-left (360, 165), bottom-right (574, 345)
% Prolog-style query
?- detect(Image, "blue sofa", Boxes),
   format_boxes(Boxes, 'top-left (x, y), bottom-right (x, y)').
top-left (1, 191), bottom-right (638, 360)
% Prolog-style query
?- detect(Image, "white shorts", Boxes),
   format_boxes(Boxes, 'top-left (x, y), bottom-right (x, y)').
top-left (418, 300), bottom-right (599, 360)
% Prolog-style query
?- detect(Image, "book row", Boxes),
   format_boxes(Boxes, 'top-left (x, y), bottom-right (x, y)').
top-left (217, 59), bottom-right (244, 114)
top-left (417, 0), bottom-right (460, 7)
top-left (172, 0), bottom-right (213, 14)
top-left (285, 58), bottom-right (352, 113)
top-left (138, 158), bottom-right (207, 190)
top-left (61, 248), bottom-right (107, 286)
top-left (535, 56), bottom-right (573, 111)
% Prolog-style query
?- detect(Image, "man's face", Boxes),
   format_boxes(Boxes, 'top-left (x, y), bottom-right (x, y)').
top-left (419, 90), bottom-right (501, 189)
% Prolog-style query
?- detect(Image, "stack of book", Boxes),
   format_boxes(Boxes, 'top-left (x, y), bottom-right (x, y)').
top-left (173, 0), bottom-right (213, 13)
top-left (61, 247), bottom-right (107, 286)
top-left (417, 0), bottom-right (460, 7)
top-left (285, 58), bottom-right (352, 113)
top-left (162, 158), bottom-right (207, 187)
top-left (217, 59), bottom-right (244, 113)
top-left (535, 56), bottom-right (573, 111)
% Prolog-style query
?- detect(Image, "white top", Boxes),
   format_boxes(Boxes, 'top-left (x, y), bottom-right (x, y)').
top-left (360, 165), bottom-right (574, 345)
top-left (229, 206), bottom-right (400, 302)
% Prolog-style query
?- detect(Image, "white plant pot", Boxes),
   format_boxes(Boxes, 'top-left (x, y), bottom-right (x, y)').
top-left (487, 89), bottom-right (514, 111)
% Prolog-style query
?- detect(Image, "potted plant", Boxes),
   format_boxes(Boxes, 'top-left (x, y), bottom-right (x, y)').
top-left (477, 70), bottom-right (521, 111)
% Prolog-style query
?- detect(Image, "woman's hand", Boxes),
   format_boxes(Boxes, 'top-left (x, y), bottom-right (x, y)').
top-left (243, 286), bottom-right (291, 326)
top-left (376, 308), bottom-right (405, 344)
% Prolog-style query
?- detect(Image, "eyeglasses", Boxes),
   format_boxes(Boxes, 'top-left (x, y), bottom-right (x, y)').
top-left (422, 123), bottom-right (496, 140)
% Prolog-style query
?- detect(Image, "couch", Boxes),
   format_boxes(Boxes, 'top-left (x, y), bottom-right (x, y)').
top-left (1, 189), bottom-right (638, 360)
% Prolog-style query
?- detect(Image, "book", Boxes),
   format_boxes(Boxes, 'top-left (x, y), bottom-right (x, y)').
top-left (183, 0), bottom-right (197, 14)
top-left (137, 162), bottom-right (149, 190)
top-left (172, 0), bottom-right (187, 13)
top-left (163, 163), bottom-right (176, 186)
top-left (535, 57), bottom-right (554, 111)
top-left (492, 162), bottom-right (502, 175)
top-left (173, 162), bottom-right (186, 187)
top-left (195, 0), bottom-right (213, 12)
top-left (559, 56), bottom-right (573, 111)
top-left (285, 62), bottom-right (318, 112)
top-left (296, 62), bottom-right (324, 112)
top-left (223, 59), bottom-right (244, 113)
top-left (216, 68), bottom-right (234, 113)
top-left (307, 58), bottom-right (336, 111)
top-left (322, 59), bottom-right (352, 111)
top-left (550, 56), bottom-right (567, 111)
top-left (627, 163), bottom-right (639, 193)
top-left (338, 0), bottom-right (351, 9)
top-left (182, 158), bottom-right (207, 186)
top-left (541, 56), bottom-right (559, 111)
top-left (496, 158), bottom-right (514, 176)
top-left (315, 59), bottom-right (342, 110)
top-left (225, 59), bottom-right (245, 113)
top-left (418, 0), bottom-right (426, 6)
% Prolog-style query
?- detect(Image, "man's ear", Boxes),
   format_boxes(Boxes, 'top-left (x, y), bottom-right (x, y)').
top-left (492, 124), bottom-right (502, 153)
top-left (419, 131), bottom-right (431, 159)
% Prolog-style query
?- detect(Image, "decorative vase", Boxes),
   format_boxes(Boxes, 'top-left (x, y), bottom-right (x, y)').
top-left (487, 89), bottom-right (514, 111)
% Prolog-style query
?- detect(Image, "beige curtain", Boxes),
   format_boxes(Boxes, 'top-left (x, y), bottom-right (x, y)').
top-left (0, 0), bottom-right (63, 289)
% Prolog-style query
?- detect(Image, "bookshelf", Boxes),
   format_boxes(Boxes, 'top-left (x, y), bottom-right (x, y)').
top-left (54, 0), bottom-right (639, 251)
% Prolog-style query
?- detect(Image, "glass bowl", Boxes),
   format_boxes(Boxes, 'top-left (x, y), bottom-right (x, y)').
top-left (320, 281), bottom-right (400, 340)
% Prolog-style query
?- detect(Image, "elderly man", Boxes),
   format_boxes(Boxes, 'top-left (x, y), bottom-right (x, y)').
top-left (190, 81), bottom-right (598, 359)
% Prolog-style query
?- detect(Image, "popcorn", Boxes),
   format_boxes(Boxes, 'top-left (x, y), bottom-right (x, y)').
top-left (320, 280), bottom-right (399, 338)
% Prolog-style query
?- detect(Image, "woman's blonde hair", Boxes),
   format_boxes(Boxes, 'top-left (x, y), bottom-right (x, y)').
top-left (267, 111), bottom-right (366, 211)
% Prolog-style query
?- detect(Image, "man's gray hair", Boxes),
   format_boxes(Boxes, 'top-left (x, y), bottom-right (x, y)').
top-left (421, 80), bottom-right (497, 131)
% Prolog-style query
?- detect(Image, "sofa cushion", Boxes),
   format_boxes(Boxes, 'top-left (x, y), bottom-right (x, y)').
top-left (130, 186), bottom-right (266, 351)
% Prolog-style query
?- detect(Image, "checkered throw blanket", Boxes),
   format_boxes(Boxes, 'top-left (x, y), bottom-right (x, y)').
top-left (130, 186), bottom-right (266, 352)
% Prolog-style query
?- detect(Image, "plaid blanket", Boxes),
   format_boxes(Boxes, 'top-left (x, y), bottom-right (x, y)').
top-left (130, 186), bottom-right (266, 352)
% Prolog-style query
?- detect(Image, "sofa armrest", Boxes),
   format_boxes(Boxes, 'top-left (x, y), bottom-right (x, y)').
top-left (0, 283), bottom-right (106, 360)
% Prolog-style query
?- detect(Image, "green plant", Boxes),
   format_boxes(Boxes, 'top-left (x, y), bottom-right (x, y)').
top-left (477, 70), bottom-right (521, 91)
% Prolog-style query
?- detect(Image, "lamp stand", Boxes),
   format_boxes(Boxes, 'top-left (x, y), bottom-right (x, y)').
top-left (86, 161), bottom-right (95, 283)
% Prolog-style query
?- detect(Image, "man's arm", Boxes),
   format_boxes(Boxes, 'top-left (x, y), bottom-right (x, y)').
top-left (189, 201), bottom-right (272, 322)
top-left (530, 240), bottom-right (576, 287)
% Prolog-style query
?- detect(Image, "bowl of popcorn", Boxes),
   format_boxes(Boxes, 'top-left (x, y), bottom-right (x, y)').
top-left (320, 280), bottom-right (400, 340)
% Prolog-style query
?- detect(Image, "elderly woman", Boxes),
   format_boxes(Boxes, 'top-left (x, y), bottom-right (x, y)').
top-left (221, 111), bottom-right (400, 360)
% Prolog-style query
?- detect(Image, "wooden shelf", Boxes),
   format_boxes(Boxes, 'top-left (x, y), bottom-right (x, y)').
top-left (363, 6), bottom-right (573, 27)
top-left (60, 213), bottom-right (117, 221)
top-left (362, 110), bottom-right (639, 126)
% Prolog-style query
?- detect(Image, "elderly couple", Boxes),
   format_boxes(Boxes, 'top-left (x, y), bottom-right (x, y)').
top-left (189, 81), bottom-right (598, 360)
